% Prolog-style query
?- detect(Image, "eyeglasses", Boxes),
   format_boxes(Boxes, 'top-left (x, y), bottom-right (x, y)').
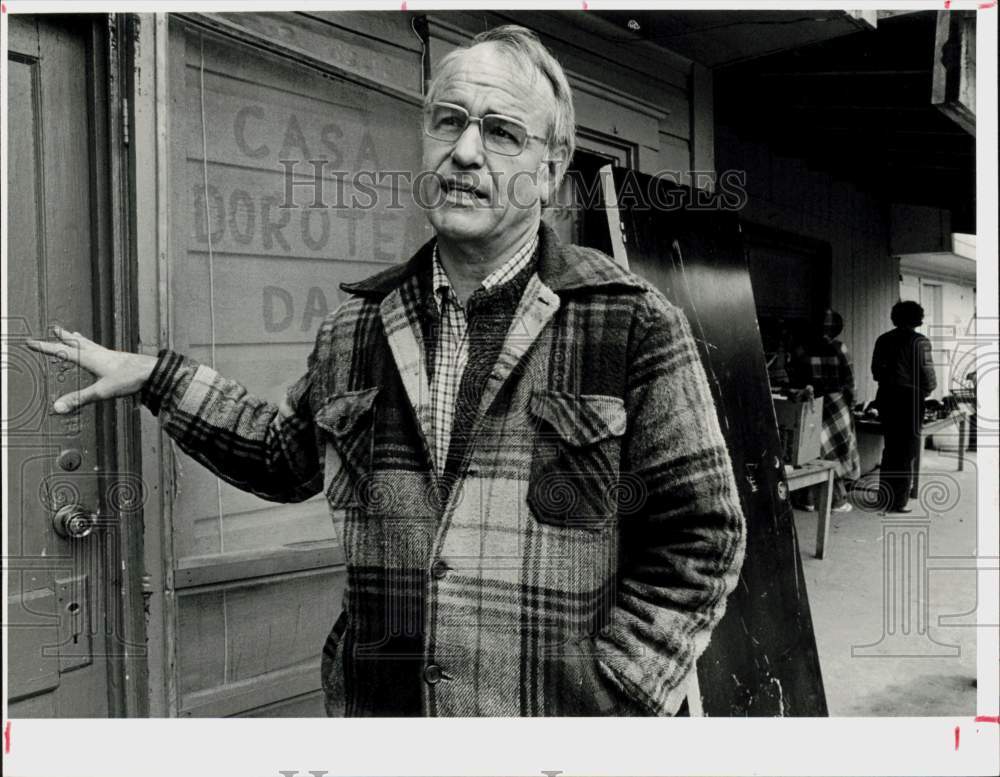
top-left (423, 102), bottom-right (547, 157)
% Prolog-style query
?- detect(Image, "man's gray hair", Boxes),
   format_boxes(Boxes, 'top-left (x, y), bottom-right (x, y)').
top-left (426, 24), bottom-right (576, 172)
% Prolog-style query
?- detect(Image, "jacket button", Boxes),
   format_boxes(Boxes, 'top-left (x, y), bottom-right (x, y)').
top-left (423, 664), bottom-right (443, 685)
top-left (430, 559), bottom-right (449, 580)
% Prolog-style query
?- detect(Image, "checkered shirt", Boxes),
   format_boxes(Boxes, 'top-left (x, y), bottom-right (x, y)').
top-left (429, 236), bottom-right (538, 473)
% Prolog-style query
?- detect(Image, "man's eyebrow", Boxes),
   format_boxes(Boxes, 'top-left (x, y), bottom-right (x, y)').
top-left (434, 92), bottom-right (529, 121)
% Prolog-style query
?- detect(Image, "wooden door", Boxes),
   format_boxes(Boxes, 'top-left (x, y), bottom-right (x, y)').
top-left (6, 15), bottom-right (123, 717)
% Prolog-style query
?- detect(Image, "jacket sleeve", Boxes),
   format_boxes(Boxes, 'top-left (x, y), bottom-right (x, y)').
top-left (871, 335), bottom-right (886, 384)
top-left (918, 336), bottom-right (937, 395)
top-left (139, 333), bottom-right (326, 503)
top-left (593, 293), bottom-right (746, 716)
top-left (839, 341), bottom-right (856, 407)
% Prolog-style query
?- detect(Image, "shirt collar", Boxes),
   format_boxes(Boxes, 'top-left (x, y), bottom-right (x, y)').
top-left (432, 234), bottom-right (539, 312)
top-left (339, 222), bottom-right (646, 302)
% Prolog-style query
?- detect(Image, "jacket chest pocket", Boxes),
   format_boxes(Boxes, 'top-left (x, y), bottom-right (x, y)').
top-left (527, 390), bottom-right (627, 531)
top-left (316, 387), bottom-right (379, 508)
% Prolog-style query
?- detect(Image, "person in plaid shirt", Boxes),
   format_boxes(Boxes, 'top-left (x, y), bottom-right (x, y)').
top-left (27, 25), bottom-right (745, 717)
top-left (790, 310), bottom-right (861, 512)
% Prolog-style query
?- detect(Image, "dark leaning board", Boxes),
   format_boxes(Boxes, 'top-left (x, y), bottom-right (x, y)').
top-left (596, 166), bottom-right (827, 716)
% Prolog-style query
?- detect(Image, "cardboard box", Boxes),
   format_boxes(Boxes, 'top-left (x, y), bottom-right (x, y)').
top-left (772, 395), bottom-right (823, 465)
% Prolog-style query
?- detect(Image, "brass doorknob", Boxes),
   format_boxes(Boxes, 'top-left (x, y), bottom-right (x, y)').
top-left (52, 504), bottom-right (98, 539)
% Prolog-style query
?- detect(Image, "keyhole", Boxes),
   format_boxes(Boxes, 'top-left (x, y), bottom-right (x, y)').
top-left (67, 602), bottom-right (81, 643)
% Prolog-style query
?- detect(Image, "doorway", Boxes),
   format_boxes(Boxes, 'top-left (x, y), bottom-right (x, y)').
top-left (920, 281), bottom-right (945, 400)
top-left (544, 145), bottom-right (629, 256)
top-left (6, 14), bottom-right (142, 716)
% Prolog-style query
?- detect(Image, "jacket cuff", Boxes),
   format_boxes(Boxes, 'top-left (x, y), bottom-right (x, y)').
top-left (140, 349), bottom-right (187, 416)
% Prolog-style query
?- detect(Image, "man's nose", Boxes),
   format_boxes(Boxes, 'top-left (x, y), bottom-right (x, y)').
top-left (450, 120), bottom-right (486, 167)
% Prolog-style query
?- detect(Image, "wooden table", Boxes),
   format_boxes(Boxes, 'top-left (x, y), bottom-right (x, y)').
top-left (854, 410), bottom-right (968, 497)
top-left (784, 459), bottom-right (837, 560)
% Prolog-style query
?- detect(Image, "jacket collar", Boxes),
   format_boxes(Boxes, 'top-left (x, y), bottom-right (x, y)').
top-left (339, 221), bottom-right (644, 301)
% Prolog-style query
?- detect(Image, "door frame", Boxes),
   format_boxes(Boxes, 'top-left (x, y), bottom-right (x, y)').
top-left (85, 13), bottom-right (149, 717)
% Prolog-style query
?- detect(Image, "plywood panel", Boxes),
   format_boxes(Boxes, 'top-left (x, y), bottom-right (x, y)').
top-left (606, 168), bottom-right (828, 716)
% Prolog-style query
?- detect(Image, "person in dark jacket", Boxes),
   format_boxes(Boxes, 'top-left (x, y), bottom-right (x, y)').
top-left (871, 300), bottom-right (938, 513)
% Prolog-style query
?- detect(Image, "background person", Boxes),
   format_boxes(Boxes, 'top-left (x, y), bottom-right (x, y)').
top-left (871, 300), bottom-right (937, 513)
top-left (790, 309), bottom-right (861, 512)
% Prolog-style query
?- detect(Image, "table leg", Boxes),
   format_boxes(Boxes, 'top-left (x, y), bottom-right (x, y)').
top-left (815, 469), bottom-right (834, 559)
top-left (911, 432), bottom-right (923, 500)
top-left (958, 417), bottom-right (966, 471)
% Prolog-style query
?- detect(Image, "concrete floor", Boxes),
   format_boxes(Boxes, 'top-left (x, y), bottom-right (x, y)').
top-left (793, 448), bottom-right (980, 716)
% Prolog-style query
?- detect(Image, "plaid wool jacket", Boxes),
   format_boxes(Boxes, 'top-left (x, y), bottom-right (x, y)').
top-left (142, 223), bottom-right (746, 717)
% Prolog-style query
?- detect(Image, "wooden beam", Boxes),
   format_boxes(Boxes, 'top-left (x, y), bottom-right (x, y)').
top-left (755, 69), bottom-right (930, 78)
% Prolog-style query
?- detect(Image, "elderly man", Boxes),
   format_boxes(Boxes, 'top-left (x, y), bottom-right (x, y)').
top-left (28, 25), bottom-right (745, 717)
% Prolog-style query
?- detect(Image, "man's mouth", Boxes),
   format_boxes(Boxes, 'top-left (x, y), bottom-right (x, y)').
top-left (443, 179), bottom-right (489, 202)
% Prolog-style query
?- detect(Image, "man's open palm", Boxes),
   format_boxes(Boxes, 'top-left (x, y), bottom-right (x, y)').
top-left (25, 326), bottom-right (157, 414)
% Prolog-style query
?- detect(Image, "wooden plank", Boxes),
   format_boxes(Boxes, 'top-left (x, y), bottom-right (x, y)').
top-left (236, 688), bottom-right (326, 717)
top-left (177, 162), bottom-right (426, 263)
top-left (603, 167), bottom-right (828, 716)
top-left (6, 588), bottom-right (61, 701)
top-left (174, 543), bottom-right (345, 589)
top-left (207, 12), bottom-right (423, 93)
top-left (785, 460), bottom-right (838, 491)
top-left (180, 663), bottom-right (320, 717)
top-left (814, 469), bottom-right (834, 560)
top-left (8, 13), bottom-right (40, 55)
top-left (690, 63), bottom-right (715, 181)
top-left (171, 474), bottom-right (335, 559)
top-left (425, 12), bottom-right (690, 136)
top-left (177, 567), bottom-right (344, 705)
top-left (655, 133), bottom-right (690, 178)
top-left (179, 31), bottom-right (424, 171)
top-left (931, 11), bottom-right (976, 135)
top-left (136, 15), bottom-right (179, 718)
top-left (304, 11), bottom-right (424, 52)
top-left (497, 10), bottom-right (692, 91)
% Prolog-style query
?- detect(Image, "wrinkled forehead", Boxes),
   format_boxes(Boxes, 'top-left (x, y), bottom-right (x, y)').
top-left (430, 42), bottom-right (556, 120)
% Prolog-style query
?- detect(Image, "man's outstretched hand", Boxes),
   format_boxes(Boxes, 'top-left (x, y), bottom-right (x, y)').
top-left (25, 326), bottom-right (158, 414)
